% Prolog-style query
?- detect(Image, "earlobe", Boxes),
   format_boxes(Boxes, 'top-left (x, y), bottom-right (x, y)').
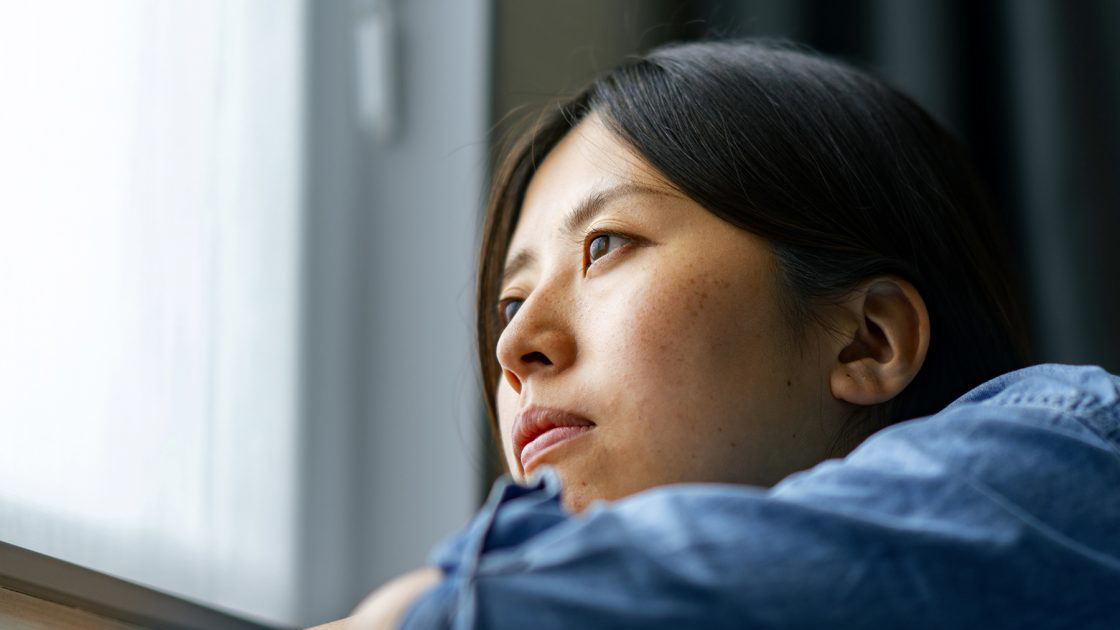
top-left (829, 277), bottom-right (930, 406)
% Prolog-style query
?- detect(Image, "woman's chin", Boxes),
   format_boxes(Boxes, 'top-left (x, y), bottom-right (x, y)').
top-left (555, 469), bottom-right (628, 514)
top-left (544, 466), bottom-right (599, 513)
top-left (560, 485), bottom-right (595, 514)
top-left (516, 457), bottom-right (621, 513)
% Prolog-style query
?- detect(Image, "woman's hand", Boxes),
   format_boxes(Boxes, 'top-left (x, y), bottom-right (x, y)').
top-left (346, 567), bottom-right (443, 630)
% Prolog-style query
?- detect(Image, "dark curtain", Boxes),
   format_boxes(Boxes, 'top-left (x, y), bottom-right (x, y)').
top-left (679, 0), bottom-right (1120, 371)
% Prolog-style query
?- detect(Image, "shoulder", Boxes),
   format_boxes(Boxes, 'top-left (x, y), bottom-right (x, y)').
top-left (777, 363), bottom-right (1120, 496)
top-left (847, 363), bottom-right (1120, 477)
top-left (947, 363), bottom-right (1120, 415)
top-left (767, 362), bottom-right (1120, 564)
top-left (839, 363), bottom-right (1120, 467)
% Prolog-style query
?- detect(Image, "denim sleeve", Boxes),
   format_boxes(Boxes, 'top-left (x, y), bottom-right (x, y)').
top-left (397, 365), bottom-right (1120, 630)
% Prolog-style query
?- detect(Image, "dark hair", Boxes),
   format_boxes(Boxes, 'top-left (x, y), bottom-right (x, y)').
top-left (477, 40), bottom-right (1032, 461)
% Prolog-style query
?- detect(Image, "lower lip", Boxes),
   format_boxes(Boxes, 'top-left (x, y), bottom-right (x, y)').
top-left (520, 426), bottom-right (594, 471)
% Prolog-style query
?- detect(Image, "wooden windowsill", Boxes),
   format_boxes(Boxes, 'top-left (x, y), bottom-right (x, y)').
top-left (0, 540), bottom-right (280, 630)
top-left (0, 586), bottom-right (146, 630)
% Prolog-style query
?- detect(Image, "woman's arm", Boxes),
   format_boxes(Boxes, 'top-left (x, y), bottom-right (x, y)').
top-left (304, 618), bottom-right (349, 629)
top-left (347, 568), bottom-right (442, 630)
top-left (305, 568), bottom-right (442, 630)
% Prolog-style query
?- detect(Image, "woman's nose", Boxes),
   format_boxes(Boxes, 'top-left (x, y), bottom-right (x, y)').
top-left (495, 294), bottom-right (576, 395)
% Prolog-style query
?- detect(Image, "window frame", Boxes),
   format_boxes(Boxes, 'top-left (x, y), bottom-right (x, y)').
top-left (0, 540), bottom-right (277, 630)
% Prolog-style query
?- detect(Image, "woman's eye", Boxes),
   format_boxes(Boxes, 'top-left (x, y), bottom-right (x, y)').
top-left (587, 233), bottom-right (628, 266)
top-left (499, 299), bottom-right (523, 326)
top-left (498, 233), bottom-right (630, 327)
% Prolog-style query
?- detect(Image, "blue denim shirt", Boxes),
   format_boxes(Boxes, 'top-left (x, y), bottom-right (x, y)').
top-left (399, 364), bottom-right (1120, 629)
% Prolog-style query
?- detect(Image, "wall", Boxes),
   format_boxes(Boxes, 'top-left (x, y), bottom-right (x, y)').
top-left (299, 0), bottom-right (489, 625)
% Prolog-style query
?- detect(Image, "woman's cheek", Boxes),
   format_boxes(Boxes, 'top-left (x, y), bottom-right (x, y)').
top-left (596, 272), bottom-right (703, 385)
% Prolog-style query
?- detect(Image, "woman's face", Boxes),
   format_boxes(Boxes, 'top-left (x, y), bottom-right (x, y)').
top-left (495, 115), bottom-right (847, 511)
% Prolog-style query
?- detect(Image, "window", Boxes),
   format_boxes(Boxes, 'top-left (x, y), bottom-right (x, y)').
top-left (0, 2), bottom-right (305, 625)
top-left (0, 1), bottom-right (488, 626)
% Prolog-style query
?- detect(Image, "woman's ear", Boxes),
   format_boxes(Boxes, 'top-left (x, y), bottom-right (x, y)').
top-left (827, 276), bottom-right (930, 406)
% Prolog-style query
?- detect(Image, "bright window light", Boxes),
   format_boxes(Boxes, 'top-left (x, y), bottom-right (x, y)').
top-left (0, 1), bottom-right (305, 625)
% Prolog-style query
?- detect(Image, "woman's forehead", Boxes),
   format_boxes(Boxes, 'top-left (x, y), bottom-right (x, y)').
top-left (504, 118), bottom-right (672, 266)
top-left (521, 120), bottom-right (632, 217)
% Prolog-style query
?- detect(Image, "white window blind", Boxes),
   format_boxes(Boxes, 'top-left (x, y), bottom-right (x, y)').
top-left (0, 1), bottom-right (305, 625)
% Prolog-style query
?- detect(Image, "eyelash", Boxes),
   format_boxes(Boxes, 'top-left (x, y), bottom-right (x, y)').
top-left (497, 230), bottom-right (636, 327)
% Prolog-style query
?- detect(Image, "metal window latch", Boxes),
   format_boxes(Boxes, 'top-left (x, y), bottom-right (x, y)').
top-left (354, 0), bottom-right (398, 143)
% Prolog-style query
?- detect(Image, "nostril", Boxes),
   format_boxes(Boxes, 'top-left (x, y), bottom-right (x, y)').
top-left (504, 369), bottom-right (522, 394)
top-left (522, 351), bottom-right (552, 365)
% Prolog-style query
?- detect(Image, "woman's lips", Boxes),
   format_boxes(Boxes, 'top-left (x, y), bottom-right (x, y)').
top-left (520, 425), bottom-right (594, 471)
top-left (512, 406), bottom-right (596, 474)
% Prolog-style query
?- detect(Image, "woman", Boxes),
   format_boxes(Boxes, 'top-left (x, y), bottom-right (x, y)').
top-left (336, 41), bottom-right (1120, 629)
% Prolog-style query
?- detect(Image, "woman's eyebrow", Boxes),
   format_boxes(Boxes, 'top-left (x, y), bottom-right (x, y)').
top-left (500, 183), bottom-right (677, 288)
top-left (561, 183), bottom-right (673, 236)
top-left (501, 249), bottom-right (536, 288)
